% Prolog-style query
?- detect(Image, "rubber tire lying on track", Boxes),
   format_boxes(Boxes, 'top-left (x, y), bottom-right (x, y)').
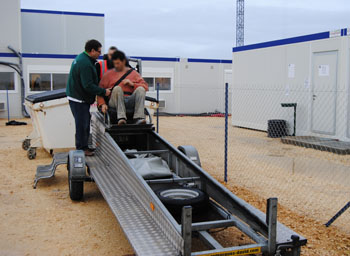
top-left (156, 188), bottom-right (209, 216)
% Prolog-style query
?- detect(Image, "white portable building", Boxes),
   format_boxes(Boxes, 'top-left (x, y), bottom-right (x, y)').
top-left (232, 29), bottom-right (350, 141)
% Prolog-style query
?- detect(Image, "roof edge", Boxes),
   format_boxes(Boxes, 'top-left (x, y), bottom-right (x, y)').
top-left (232, 28), bottom-right (349, 53)
top-left (21, 8), bottom-right (104, 17)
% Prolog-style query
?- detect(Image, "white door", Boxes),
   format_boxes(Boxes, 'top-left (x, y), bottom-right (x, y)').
top-left (311, 51), bottom-right (338, 135)
top-left (224, 70), bottom-right (232, 114)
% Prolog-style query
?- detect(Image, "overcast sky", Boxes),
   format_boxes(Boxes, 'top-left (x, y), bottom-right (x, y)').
top-left (21, 0), bottom-right (350, 59)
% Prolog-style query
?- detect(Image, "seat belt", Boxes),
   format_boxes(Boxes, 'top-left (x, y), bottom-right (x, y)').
top-left (104, 68), bottom-right (134, 104)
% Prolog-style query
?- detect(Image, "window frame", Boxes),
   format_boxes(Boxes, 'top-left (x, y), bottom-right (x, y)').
top-left (27, 65), bottom-right (70, 93)
top-left (142, 67), bottom-right (174, 93)
top-left (0, 69), bottom-right (17, 94)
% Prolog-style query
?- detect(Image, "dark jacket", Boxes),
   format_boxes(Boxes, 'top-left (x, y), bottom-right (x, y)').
top-left (66, 52), bottom-right (106, 104)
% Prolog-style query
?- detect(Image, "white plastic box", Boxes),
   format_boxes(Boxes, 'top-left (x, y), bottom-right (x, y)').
top-left (24, 89), bottom-right (75, 158)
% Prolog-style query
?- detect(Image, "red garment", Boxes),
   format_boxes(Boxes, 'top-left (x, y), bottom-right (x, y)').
top-left (98, 60), bottom-right (108, 79)
top-left (97, 68), bottom-right (148, 107)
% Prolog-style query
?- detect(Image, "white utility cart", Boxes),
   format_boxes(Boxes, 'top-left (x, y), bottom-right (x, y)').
top-left (23, 89), bottom-right (75, 159)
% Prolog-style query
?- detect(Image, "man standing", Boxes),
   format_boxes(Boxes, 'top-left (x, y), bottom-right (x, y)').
top-left (96, 46), bottom-right (117, 80)
top-left (66, 39), bottom-right (111, 156)
top-left (97, 50), bottom-right (148, 125)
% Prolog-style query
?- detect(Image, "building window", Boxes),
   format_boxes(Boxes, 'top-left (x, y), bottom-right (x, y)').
top-left (155, 77), bottom-right (171, 91)
top-left (29, 73), bottom-right (68, 91)
top-left (53, 74), bottom-right (69, 90)
top-left (143, 77), bottom-right (171, 91)
top-left (144, 77), bottom-right (155, 91)
top-left (0, 72), bottom-right (15, 91)
top-left (30, 73), bottom-right (51, 91)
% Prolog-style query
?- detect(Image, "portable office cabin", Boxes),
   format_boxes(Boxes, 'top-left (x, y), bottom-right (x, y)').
top-left (0, 0), bottom-right (22, 118)
top-left (140, 57), bottom-right (232, 114)
top-left (0, 2), bottom-right (105, 119)
top-left (0, 0), bottom-right (232, 118)
top-left (232, 29), bottom-right (350, 141)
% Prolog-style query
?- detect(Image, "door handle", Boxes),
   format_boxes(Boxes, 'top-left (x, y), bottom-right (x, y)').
top-left (313, 94), bottom-right (317, 100)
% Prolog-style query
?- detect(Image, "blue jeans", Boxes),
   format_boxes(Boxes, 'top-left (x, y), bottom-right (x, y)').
top-left (69, 100), bottom-right (91, 150)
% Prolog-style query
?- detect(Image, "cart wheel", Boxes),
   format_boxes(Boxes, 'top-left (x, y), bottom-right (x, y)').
top-left (22, 139), bottom-right (31, 150)
top-left (68, 170), bottom-right (84, 201)
top-left (27, 147), bottom-right (36, 160)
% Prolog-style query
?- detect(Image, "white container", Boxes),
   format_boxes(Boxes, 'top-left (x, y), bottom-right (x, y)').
top-left (24, 89), bottom-right (75, 157)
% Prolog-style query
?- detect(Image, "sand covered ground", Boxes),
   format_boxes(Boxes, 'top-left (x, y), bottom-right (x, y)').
top-left (0, 117), bottom-right (350, 255)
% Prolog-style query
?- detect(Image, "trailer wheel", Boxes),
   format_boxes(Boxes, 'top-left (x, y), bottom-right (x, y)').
top-left (27, 147), bottom-right (36, 160)
top-left (156, 188), bottom-right (209, 215)
top-left (68, 170), bottom-right (84, 201)
top-left (22, 139), bottom-right (30, 150)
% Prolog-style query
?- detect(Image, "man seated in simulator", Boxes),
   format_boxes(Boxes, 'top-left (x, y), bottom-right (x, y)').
top-left (97, 50), bottom-right (149, 125)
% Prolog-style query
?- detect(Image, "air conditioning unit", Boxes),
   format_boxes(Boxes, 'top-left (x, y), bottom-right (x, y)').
top-left (158, 99), bottom-right (166, 108)
top-left (0, 102), bottom-right (6, 111)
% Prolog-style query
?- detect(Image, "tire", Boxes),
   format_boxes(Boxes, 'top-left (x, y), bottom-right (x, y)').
top-left (27, 147), bottom-right (36, 160)
top-left (156, 188), bottom-right (209, 215)
top-left (22, 139), bottom-right (30, 150)
top-left (68, 170), bottom-right (84, 201)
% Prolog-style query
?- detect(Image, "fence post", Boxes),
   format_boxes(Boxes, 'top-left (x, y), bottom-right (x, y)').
top-left (156, 82), bottom-right (159, 133)
top-left (224, 83), bottom-right (228, 183)
top-left (6, 86), bottom-right (10, 122)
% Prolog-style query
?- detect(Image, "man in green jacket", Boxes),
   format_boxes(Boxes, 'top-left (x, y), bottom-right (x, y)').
top-left (66, 39), bottom-right (111, 156)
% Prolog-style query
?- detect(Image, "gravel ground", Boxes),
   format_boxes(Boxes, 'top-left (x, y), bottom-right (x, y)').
top-left (0, 117), bottom-right (350, 255)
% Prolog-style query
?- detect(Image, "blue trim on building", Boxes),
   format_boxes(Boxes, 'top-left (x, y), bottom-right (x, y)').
top-left (233, 31), bottom-right (330, 53)
top-left (22, 53), bottom-right (78, 59)
top-left (21, 9), bottom-right (104, 17)
top-left (0, 53), bottom-right (17, 58)
top-left (188, 58), bottom-right (232, 64)
top-left (130, 56), bottom-right (180, 62)
top-left (0, 53), bottom-right (231, 63)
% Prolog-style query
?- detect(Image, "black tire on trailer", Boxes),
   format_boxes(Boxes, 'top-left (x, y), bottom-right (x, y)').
top-left (156, 188), bottom-right (209, 215)
top-left (68, 170), bottom-right (84, 201)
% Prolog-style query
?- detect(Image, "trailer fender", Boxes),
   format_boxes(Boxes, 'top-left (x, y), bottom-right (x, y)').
top-left (68, 150), bottom-right (86, 181)
top-left (178, 145), bottom-right (201, 167)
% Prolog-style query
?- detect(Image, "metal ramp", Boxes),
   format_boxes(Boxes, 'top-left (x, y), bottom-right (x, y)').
top-left (33, 152), bottom-right (68, 188)
top-left (86, 154), bottom-right (180, 256)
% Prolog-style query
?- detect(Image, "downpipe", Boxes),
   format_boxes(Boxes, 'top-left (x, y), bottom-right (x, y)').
top-left (8, 46), bottom-right (29, 117)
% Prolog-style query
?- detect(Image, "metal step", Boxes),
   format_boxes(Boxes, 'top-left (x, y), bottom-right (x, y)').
top-left (33, 152), bottom-right (68, 188)
top-left (86, 155), bottom-right (180, 256)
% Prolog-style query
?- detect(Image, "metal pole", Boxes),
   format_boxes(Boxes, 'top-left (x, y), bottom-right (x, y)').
top-left (224, 83), bottom-right (228, 183)
top-left (182, 206), bottom-right (192, 256)
top-left (156, 83), bottom-right (159, 133)
top-left (6, 85), bottom-right (10, 122)
top-left (293, 105), bottom-right (297, 136)
top-left (325, 201), bottom-right (350, 227)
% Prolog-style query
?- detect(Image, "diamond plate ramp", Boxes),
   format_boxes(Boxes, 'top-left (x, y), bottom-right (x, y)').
top-left (86, 156), bottom-right (180, 256)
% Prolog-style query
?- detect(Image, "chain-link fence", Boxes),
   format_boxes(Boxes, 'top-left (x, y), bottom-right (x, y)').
top-left (157, 82), bottom-right (350, 255)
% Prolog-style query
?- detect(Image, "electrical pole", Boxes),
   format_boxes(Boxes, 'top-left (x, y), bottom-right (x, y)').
top-left (236, 0), bottom-right (245, 46)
